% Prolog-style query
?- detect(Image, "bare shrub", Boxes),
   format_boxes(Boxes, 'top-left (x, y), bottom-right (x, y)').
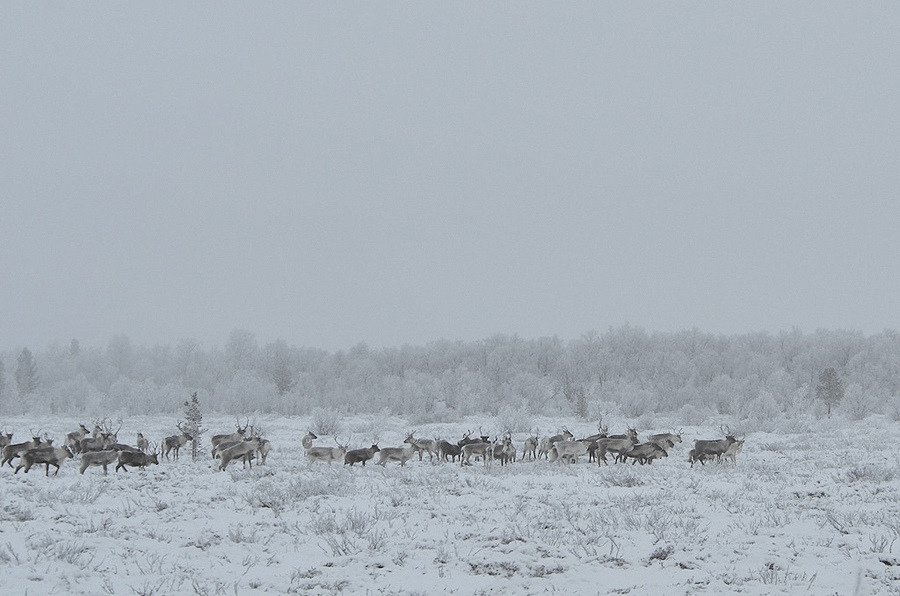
top-left (494, 406), bottom-right (532, 433)
top-left (311, 409), bottom-right (341, 435)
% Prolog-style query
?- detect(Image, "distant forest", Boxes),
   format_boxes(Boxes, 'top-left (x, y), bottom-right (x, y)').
top-left (2, 327), bottom-right (898, 426)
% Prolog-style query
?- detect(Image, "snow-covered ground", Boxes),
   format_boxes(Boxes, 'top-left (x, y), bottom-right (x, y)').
top-left (0, 414), bottom-right (898, 595)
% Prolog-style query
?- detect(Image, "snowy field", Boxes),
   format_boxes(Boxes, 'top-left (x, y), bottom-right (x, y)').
top-left (1, 414), bottom-right (898, 595)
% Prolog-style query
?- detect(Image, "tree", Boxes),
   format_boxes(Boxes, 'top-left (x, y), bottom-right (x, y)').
top-left (816, 367), bottom-right (844, 417)
top-left (69, 338), bottom-right (80, 358)
top-left (265, 340), bottom-right (296, 396)
top-left (225, 329), bottom-right (257, 371)
top-left (0, 357), bottom-right (5, 399)
top-left (575, 386), bottom-right (588, 419)
top-left (16, 348), bottom-right (38, 395)
top-left (182, 391), bottom-right (206, 460)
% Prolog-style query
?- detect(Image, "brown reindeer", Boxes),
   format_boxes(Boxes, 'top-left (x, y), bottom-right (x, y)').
top-left (162, 422), bottom-right (193, 461)
top-left (2, 432), bottom-right (44, 468)
top-left (210, 417), bottom-right (249, 458)
top-left (16, 445), bottom-right (74, 476)
top-left (80, 449), bottom-right (119, 475)
top-left (116, 443), bottom-right (160, 472)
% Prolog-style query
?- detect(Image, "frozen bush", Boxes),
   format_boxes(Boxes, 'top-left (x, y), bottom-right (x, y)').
top-left (494, 405), bottom-right (533, 433)
top-left (839, 384), bottom-right (874, 421)
top-left (679, 403), bottom-right (707, 426)
top-left (311, 408), bottom-right (341, 435)
top-left (887, 395), bottom-right (900, 422)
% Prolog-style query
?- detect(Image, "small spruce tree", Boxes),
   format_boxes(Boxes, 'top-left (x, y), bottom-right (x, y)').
top-left (182, 391), bottom-right (206, 460)
top-left (16, 348), bottom-right (38, 395)
top-left (816, 367), bottom-right (845, 418)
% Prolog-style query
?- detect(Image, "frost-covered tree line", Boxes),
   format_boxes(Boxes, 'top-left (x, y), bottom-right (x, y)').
top-left (1, 327), bottom-right (898, 426)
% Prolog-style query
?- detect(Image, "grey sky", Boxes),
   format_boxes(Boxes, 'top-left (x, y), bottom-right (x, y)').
top-left (2, 4), bottom-right (898, 351)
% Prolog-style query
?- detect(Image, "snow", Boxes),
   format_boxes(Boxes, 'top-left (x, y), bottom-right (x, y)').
top-left (0, 415), bottom-right (898, 594)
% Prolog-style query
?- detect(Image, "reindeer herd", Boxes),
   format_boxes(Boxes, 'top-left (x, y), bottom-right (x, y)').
top-left (299, 420), bottom-right (746, 469)
top-left (0, 416), bottom-right (745, 477)
top-left (0, 417), bottom-right (274, 477)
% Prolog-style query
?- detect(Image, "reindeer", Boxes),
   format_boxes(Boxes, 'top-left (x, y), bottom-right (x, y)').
top-left (302, 431), bottom-right (317, 449)
top-left (2, 432), bottom-right (44, 468)
top-left (538, 428), bottom-right (574, 459)
top-left (376, 442), bottom-right (417, 466)
top-left (78, 433), bottom-right (108, 453)
top-left (162, 423), bottom-right (193, 461)
top-left (437, 440), bottom-right (462, 462)
top-left (16, 445), bottom-right (75, 476)
top-left (550, 439), bottom-right (591, 464)
top-left (521, 434), bottom-right (538, 461)
top-left (65, 424), bottom-right (90, 454)
top-left (492, 433), bottom-right (516, 466)
top-left (255, 432), bottom-right (271, 465)
top-left (0, 431), bottom-right (13, 449)
top-left (461, 440), bottom-right (493, 466)
top-left (457, 429), bottom-right (480, 448)
top-left (721, 438), bottom-right (745, 464)
top-left (218, 438), bottom-right (261, 471)
top-left (344, 444), bottom-right (380, 466)
top-left (692, 426), bottom-right (737, 463)
top-left (304, 437), bottom-right (348, 464)
top-left (79, 419), bottom-right (121, 453)
top-left (102, 419), bottom-right (123, 444)
top-left (648, 431), bottom-right (682, 450)
top-left (595, 429), bottom-right (638, 465)
top-left (116, 443), bottom-right (160, 471)
top-left (404, 432), bottom-right (437, 462)
top-left (136, 433), bottom-right (149, 453)
top-left (688, 448), bottom-right (709, 467)
top-left (210, 418), bottom-right (249, 458)
top-left (620, 442), bottom-right (668, 465)
top-left (80, 449), bottom-right (119, 475)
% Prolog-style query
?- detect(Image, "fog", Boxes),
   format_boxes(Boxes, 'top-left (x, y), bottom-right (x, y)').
top-left (2, 4), bottom-right (899, 351)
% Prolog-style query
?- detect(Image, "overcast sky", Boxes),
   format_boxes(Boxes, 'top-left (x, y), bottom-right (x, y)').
top-left (1, 4), bottom-right (898, 351)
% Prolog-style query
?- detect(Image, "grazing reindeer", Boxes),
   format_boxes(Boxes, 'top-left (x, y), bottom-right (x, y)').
top-left (162, 423), bottom-right (193, 461)
top-left (66, 424), bottom-right (90, 454)
top-left (688, 448), bottom-right (709, 467)
top-left (377, 442), bottom-right (417, 466)
top-left (648, 431), bottom-right (682, 450)
top-left (620, 442), bottom-right (668, 465)
top-left (16, 445), bottom-right (74, 476)
top-left (304, 437), bottom-right (348, 464)
top-left (404, 432), bottom-right (437, 462)
top-left (344, 444), bottom-right (380, 466)
top-left (550, 439), bottom-right (591, 464)
top-left (210, 418), bottom-right (249, 458)
top-left (218, 438), bottom-right (260, 471)
top-left (116, 443), bottom-right (160, 471)
top-left (2, 432), bottom-right (44, 468)
top-left (80, 449), bottom-right (119, 475)
top-left (521, 434), bottom-right (538, 461)
top-left (136, 433), bottom-right (149, 453)
top-left (461, 441), bottom-right (493, 467)
top-left (693, 426), bottom-right (737, 463)
top-left (721, 439), bottom-right (745, 464)
top-left (437, 440), bottom-right (462, 462)
top-left (538, 428), bottom-right (574, 459)
top-left (595, 429), bottom-right (638, 465)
